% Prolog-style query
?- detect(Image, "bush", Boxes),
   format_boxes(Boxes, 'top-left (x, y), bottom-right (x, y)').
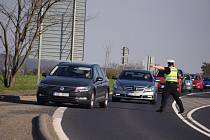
top-left (105, 67), bottom-right (123, 79)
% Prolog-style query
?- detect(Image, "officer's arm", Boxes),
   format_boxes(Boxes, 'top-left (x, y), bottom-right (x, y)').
top-left (150, 65), bottom-right (165, 70)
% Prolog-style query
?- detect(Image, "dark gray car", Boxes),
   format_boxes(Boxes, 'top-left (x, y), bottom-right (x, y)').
top-left (112, 69), bottom-right (157, 104)
top-left (36, 62), bottom-right (109, 109)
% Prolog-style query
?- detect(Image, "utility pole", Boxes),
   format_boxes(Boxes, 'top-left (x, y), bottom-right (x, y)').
top-left (37, 3), bottom-right (43, 85)
top-left (104, 45), bottom-right (111, 72)
top-left (70, 0), bottom-right (76, 61)
top-left (59, 13), bottom-right (64, 60)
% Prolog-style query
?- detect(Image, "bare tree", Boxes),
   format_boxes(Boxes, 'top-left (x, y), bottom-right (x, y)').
top-left (0, 0), bottom-right (60, 88)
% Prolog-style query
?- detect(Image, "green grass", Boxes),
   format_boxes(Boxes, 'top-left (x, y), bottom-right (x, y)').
top-left (0, 74), bottom-right (115, 94)
top-left (0, 75), bottom-right (37, 93)
top-left (109, 79), bottom-right (115, 92)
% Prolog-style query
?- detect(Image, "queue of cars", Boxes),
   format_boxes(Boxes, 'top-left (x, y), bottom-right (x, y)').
top-left (37, 62), bottom-right (159, 108)
top-left (36, 62), bottom-right (209, 109)
top-left (155, 70), bottom-right (208, 93)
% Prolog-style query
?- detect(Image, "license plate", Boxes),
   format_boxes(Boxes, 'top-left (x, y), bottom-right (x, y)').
top-left (53, 92), bottom-right (69, 97)
top-left (128, 92), bottom-right (142, 96)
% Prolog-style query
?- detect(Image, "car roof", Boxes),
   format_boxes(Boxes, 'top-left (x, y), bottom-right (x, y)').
top-left (58, 62), bottom-right (99, 67)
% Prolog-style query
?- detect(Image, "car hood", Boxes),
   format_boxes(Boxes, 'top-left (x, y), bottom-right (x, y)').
top-left (40, 76), bottom-right (92, 87)
top-left (116, 79), bottom-right (154, 87)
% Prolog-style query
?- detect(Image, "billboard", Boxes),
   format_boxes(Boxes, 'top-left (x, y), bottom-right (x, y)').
top-left (30, 0), bottom-right (86, 62)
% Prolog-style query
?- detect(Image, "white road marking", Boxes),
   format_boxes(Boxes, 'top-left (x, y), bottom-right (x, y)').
top-left (53, 107), bottom-right (69, 140)
top-left (187, 105), bottom-right (210, 133)
top-left (172, 92), bottom-right (210, 138)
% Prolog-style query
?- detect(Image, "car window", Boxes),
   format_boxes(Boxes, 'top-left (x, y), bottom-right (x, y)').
top-left (96, 66), bottom-right (104, 78)
top-left (50, 65), bottom-right (92, 79)
top-left (157, 70), bottom-right (165, 77)
top-left (194, 75), bottom-right (201, 80)
top-left (119, 71), bottom-right (152, 81)
top-left (184, 75), bottom-right (190, 80)
top-left (93, 67), bottom-right (100, 79)
top-left (178, 69), bottom-right (183, 77)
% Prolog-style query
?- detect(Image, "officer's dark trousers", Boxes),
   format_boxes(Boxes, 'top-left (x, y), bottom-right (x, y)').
top-left (160, 82), bottom-right (184, 112)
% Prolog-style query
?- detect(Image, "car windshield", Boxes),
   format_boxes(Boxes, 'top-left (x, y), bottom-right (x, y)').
top-left (194, 75), bottom-right (202, 80)
top-left (50, 65), bottom-right (92, 79)
top-left (119, 71), bottom-right (153, 81)
top-left (157, 70), bottom-right (165, 77)
top-left (184, 75), bottom-right (191, 80)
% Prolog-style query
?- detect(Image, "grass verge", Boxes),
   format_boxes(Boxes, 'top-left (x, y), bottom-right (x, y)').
top-left (0, 75), bottom-right (37, 95)
top-left (0, 75), bottom-right (114, 95)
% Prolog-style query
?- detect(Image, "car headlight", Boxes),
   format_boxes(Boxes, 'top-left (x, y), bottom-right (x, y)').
top-left (75, 86), bottom-right (91, 92)
top-left (144, 86), bottom-right (155, 92)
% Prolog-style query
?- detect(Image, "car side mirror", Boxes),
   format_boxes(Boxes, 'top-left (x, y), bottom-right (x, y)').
top-left (96, 77), bottom-right (103, 82)
top-left (42, 73), bottom-right (47, 77)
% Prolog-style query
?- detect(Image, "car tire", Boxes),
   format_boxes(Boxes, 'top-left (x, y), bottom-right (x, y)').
top-left (86, 93), bottom-right (95, 109)
top-left (37, 96), bottom-right (45, 105)
top-left (99, 90), bottom-right (109, 108)
top-left (112, 96), bottom-right (120, 102)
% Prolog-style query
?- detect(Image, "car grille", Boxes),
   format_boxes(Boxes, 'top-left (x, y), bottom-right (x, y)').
top-left (124, 86), bottom-right (145, 92)
top-left (43, 85), bottom-right (76, 92)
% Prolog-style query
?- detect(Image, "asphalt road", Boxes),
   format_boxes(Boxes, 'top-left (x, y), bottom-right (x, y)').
top-left (61, 95), bottom-right (210, 140)
top-left (193, 106), bottom-right (210, 130)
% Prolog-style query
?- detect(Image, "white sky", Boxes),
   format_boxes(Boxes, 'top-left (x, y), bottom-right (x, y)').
top-left (85, 0), bottom-right (210, 73)
top-left (1, 0), bottom-right (210, 73)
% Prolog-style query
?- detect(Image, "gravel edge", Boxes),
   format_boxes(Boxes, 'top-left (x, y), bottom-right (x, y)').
top-left (38, 113), bottom-right (59, 140)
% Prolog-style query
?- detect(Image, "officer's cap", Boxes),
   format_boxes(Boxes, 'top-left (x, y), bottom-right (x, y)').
top-left (167, 59), bottom-right (175, 63)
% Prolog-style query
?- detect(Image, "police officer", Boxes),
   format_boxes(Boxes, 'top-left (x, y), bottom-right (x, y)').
top-left (151, 60), bottom-right (184, 113)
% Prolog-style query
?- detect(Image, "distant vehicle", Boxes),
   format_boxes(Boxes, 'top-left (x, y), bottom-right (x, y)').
top-left (203, 76), bottom-right (210, 89)
top-left (112, 69), bottom-right (157, 104)
top-left (190, 74), bottom-right (196, 81)
top-left (192, 74), bottom-right (204, 91)
top-left (177, 69), bottom-right (184, 93)
top-left (36, 62), bottom-right (109, 109)
top-left (182, 74), bottom-right (193, 92)
top-left (155, 70), bottom-right (165, 93)
top-left (155, 69), bottom-right (183, 94)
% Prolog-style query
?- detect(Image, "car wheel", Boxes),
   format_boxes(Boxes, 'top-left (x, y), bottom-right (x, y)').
top-left (86, 93), bottom-right (95, 109)
top-left (37, 96), bottom-right (45, 105)
top-left (54, 102), bottom-right (62, 106)
top-left (99, 90), bottom-right (109, 108)
top-left (112, 96), bottom-right (120, 102)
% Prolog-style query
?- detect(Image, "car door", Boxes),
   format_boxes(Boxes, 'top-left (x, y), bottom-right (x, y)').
top-left (93, 66), bottom-right (103, 100)
top-left (97, 66), bottom-right (108, 99)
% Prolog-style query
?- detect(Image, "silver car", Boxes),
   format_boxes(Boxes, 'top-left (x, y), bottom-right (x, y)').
top-left (112, 69), bottom-right (157, 104)
top-left (182, 74), bottom-right (193, 93)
